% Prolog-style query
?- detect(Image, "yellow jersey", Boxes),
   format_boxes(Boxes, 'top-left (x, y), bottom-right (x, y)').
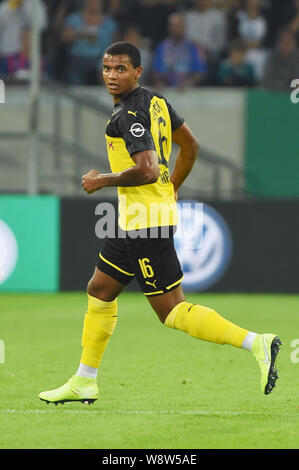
top-left (105, 86), bottom-right (184, 231)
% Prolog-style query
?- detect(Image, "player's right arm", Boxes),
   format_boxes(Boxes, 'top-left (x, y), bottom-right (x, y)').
top-left (107, 149), bottom-right (160, 186)
top-left (81, 150), bottom-right (160, 194)
top-left (170, 123), bottom-right (199, 200)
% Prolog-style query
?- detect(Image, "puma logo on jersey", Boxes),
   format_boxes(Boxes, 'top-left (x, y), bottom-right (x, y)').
top-left (145, 280), bottom-right (157, 288)
top-left (128, 110), bottom-right (138, 117)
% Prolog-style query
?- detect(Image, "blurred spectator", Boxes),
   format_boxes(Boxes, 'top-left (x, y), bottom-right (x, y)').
top-left (61, 0), bottom-right (118, 85)
top-left (118, 0), bottom-right (178, 49)
top-left (105, 0), bottom-right (120, 16)
top-left (0, 0), bottom-right (47, 57)
top-left (152, 12), bottom-right (207, 90)
top-left (45, 0), bottom-right (82, 24)
top-left (287, 0), bottom-right (299, 44)
top-left (184, 0), bottom-right (227, 60)
top-left (122, 24), bottom-right (152, 84)
top-left (236, 0), bottom-right (267, 48)
top-left (226, 0), bottom-right (242, 41)
top-left (44, 0), bottom-right (120, 20)
top-left (45, 1), bottom-right (83, 82)
top-left (233, 0), bottom-right (269, 80)
top-left (261, 28), bottom-right (299, 91)
top-left (0, 28), bottom-right (46, 82)
top-left (48, 1), bottom-right (82, 26)
top-left (253, 0), bottom-right (288, 49)
top-left (218, 38), bottom-right (256, 86)
top-left (183, 0), bottom-right (227, 84)
top-left (212, 0), bottom-right (240, 11)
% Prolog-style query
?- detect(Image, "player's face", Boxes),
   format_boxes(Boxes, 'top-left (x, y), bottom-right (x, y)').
top-left (102, 54), bottom-right (142, 100)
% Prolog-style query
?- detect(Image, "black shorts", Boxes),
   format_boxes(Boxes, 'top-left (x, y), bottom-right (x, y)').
top-left (97, 227), bottom-right (183, 296)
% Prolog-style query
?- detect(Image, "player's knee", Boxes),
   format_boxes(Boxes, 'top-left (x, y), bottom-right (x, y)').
top-left (87, 279), bottom-right (116, 302)
top-left (86, 278), bottom-right (100, 298)
top-left (155, 308), bottom-right (171, 325)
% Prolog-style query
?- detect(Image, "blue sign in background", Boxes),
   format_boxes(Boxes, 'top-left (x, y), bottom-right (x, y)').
top-left (174, 202), bottom-right (233, 292)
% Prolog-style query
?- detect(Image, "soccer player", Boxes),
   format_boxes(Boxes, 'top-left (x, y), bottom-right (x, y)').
top-left (39, 42), bottom-right (281, 405)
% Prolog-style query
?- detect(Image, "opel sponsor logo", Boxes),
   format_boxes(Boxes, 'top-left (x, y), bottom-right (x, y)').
top-left (129, 122), bottom-right (145, 137)
top-left (174, 202), bottom-right (233, 291)
top-left (0, 220), bottom-right (18, 284)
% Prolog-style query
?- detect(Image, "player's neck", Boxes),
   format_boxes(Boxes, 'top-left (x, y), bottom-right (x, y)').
top-left (113, 84), bottom-right (139, 104)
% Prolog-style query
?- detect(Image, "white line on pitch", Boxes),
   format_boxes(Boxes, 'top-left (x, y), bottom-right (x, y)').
top-left (0, 409), bottom-right (297, 417)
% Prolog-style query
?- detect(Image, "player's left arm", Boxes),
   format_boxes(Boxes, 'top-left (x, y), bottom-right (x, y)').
top-left (170, 122), bottom-right (199, 200)
top-left (81, 150), bottom-right (160, 194)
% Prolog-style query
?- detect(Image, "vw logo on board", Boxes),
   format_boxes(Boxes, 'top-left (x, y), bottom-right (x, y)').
top-left (174, 202), bottom-right (233, 291)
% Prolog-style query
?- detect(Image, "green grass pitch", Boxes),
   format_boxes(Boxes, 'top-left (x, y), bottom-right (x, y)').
top-left (0, 292), bottom-right (298, 449)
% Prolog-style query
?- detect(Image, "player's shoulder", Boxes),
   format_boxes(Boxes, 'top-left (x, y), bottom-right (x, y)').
top-left (123, 86), bottom-right (169, 112)
top-left (123, 86), bottom-right (184, 131)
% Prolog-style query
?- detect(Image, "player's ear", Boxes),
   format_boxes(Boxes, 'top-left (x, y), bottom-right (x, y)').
top-left (135, 66), bottom-right (143, 80)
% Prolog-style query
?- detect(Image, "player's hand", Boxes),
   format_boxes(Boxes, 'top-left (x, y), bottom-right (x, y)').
top-left (174, 190), bottom-right (178, 202)
top-left (81, 169), bottom-right (104, 194)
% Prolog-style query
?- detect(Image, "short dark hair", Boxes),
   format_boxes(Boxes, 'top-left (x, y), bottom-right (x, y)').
top-left (104, 41), bottom-right (141, 68)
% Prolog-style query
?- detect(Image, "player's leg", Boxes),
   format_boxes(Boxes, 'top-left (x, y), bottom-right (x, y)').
top-left (76, 267), bottom-right (124, 379)
top-left (39, 268), bottom-right (125, 405)
top-left (148, 284), bottom-right (251, 348)
top-left (87, 265), bottom-right (125, 301)
top-left (131, 229), bottom-right (281, 396)
top-left (147, 285), bottom-right (281, 395)
top-left (39, 237), bottom-right (134, 405)
top-left (132, 232), bottom-right (251, 350)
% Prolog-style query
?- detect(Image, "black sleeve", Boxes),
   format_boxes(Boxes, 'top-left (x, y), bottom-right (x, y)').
top-left (166, 100), bottom-right (185, 131)
top-left (118, 105), bottom-right (156, 157)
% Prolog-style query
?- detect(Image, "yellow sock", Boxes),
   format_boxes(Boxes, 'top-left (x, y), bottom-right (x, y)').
top-left (164, 301), bottom-right (248, 348)
top-left (80, 294), bottom-right (118, 369)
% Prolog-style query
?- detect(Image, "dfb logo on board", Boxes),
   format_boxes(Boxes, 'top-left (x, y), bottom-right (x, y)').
top-left (0, 220), bottom-right (18, 284)
top-left (174, 202), bottom-right (233, 291)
